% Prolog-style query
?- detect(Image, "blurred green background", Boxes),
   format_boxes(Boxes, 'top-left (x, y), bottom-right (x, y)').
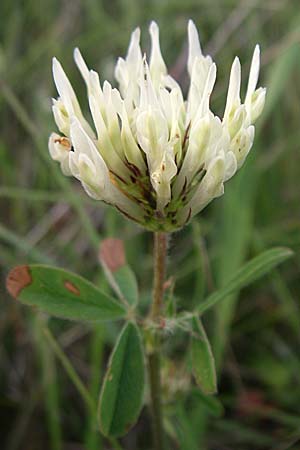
top-left (1, 0), bottom-right (300, 449)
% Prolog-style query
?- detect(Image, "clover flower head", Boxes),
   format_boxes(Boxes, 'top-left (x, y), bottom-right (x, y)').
top-left (49, 20), bottom-right (266, 231)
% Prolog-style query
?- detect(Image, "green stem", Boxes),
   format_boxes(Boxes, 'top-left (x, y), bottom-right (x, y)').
top-left (42, 327), bottom-right (96, 413)
top-left (36, 318), bottom-right (62, 450)
top-left (85, 326), bottom-right (104, 450)
top-left (148, 350), bottom-right (164, 450)
top-left (148, 232), bottom-right (168, 450)
top-left (43, 326), bottom-right (124, 450)
top-left (110, 437), bottom-right (124, 450)
top-left (150, 232), bottom-right (168, 319)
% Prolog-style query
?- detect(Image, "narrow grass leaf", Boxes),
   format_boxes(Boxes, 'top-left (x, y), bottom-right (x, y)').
top-left (196, 247), bottom-right (293, 315)
top-left (98, 322), bottom-right (145, 437)
top-left (212, 165), bottom-right (255, 367)
top-left (6, 265), bottom-right (126, 321)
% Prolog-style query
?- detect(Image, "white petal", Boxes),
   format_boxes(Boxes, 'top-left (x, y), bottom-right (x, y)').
top-left (189, 156), bottom-right (225, 215)
top-left (193, 62), bottom-right (217, 121)
top-left (115, 57), bottom-right (127, 90)
top-left (248, 87), bottom-right (266, 123)
top-left (139, 60), bottom-right (160, 110)
top-left (74, 47), bottom-right (90, 86)
top-left (187, 20), bottom-right (202, 75)
top-left (227, 104), bottom-right (246, 139)
top-left (68, 151), bottom-right (80, 178)
top-left (151, 147), bottom-right (177, 210)
top-left (52, 57), bottom-right (95, 138)
top-left (70, 118), bottom-right (109, 194)
top-left (119, 105), bottom-right (146, 171)
top-left (89, 95), bottom-right (128, 178)
top-left (232, 125), bottom-right (255, 168)
top-left (224, 57), bottom-right (241, 118)
top-left (101, 81), bottom-right (124, 158)
top-left (179, 115), bottom-right (211, 181)
top-left (158, 88), bottom-right (173, 126)
top-left (187, 54), bottom-right (214, 122)
top-left (69, 120), bottom-right (144, 220)
top-left (245, 45), bottom-right (260, 103)
top-left (89, 70), bottom-right (106, 118)
top-left (136, 108), bottom-right (168, 158)
top-left (78, 153), bottom-right (97, 184)
top-left (115, 27), bottom-right (142, 99)
top-left (224, 151), bottom-right (237, 181)
top-left (60, 156), bottom-right (72, 176)
top-left (70, 118), bottom-right (94, 160)
top-left (127, 27), bottom-right (142, 65)
top-left (52, 58), bottom-right (78, 116)
top-left (52, 98), bottom-right (70, 136)
top-left (149, 21), bottom-right (167, 85)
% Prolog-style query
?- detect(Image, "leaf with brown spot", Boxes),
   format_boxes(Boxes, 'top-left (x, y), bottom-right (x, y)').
top-left (6, 265), bottom-right (32, 299)
top-left (6, 265), bottom-right (126, 322)
top-left (64, 280), bottom-right (80, 296)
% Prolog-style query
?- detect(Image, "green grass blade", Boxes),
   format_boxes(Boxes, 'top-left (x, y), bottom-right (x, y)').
top-left (196, 247), bottom-right (293, 316)
top-left (35, 317), bottom-right (63, 450)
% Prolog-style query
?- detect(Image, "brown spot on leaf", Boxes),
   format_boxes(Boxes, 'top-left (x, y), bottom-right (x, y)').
top-left (99, 238), bottom-right (126, 272)
top-left (108, 372), bottom-right (113, 381)
top-left (64, 280), bottom-right (80, 295)
top-left (6, 265), bottom-right (32, 299)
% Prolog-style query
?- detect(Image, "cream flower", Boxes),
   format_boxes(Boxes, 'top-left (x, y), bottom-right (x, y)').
top-left (49, 20), bottom-right (266, 231)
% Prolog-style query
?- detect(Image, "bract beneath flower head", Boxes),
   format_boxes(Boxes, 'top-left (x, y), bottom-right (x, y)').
top-left (49, 20), bottom-right (266, 232)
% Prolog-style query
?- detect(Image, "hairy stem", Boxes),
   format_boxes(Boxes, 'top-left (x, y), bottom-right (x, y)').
top-left (148, 232), bottom-right (168, 450)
